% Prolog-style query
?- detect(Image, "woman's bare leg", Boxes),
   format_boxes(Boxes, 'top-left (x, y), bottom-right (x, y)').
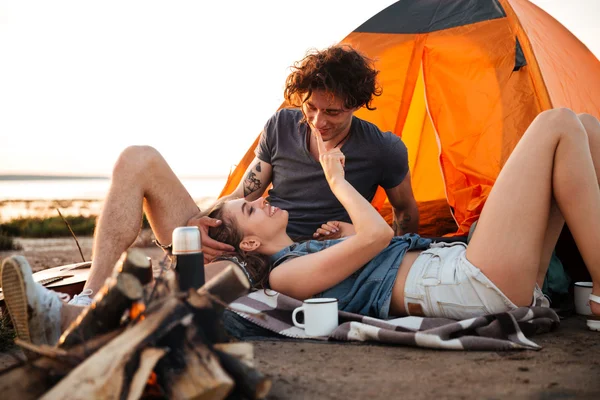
top-left (466, 108), bottom-right (600, 308)
top-left (535, 201), bottom-right (563, 287)
top-left (534, 113), bottom-right (600, 287)
top-left (84, 146), bottom-right (200, 295)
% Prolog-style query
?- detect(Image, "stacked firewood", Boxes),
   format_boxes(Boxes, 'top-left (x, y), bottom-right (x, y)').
top-left (0, 249), bottom-right (272, 400)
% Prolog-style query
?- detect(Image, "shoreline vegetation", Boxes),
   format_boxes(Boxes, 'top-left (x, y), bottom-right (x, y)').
top-left (0, 197), bottom-right (217, 250)
top-left (0, 197), bottom-right (217, 222)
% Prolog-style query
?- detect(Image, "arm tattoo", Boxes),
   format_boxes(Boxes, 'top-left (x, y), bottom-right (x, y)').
top-left (244, 163), bottom-right (262, 197)
top-left (393, 214), bottom-right (412, 235)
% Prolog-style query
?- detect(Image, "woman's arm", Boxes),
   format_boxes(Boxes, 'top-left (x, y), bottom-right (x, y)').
top-left (269, 132), bottom-right (394, 299)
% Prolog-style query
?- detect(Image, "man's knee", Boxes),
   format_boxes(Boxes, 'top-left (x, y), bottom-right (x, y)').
top-left (113, 145), bottom-right (162, 178)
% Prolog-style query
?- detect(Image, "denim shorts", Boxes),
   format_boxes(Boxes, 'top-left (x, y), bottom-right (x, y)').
top-left (403, 242), bottom-right (548, 320)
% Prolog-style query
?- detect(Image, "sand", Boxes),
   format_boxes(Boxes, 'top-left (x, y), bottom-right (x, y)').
top-left (1, 237), bottom-right (599, 399)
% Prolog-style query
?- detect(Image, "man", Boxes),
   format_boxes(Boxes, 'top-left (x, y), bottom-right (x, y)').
top-left (196, 44), bottom-right (419, 259)
top-left (1, 45), bottom-right (418, 344)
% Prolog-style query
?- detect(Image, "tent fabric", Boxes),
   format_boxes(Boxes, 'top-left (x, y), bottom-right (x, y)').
top-left (220, 0), bottom-right (600, 237)
top-left (354, 0), bottom-right (505, 34)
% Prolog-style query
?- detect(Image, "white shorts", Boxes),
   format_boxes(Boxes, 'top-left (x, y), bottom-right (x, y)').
top-left (403, 242), bottom-right (549, 320)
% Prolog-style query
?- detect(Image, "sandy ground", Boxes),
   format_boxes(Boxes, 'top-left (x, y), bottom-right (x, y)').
top-left (1, 237), bottom-right (599, 399)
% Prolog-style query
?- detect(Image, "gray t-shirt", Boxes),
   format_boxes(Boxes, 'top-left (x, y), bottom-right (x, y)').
top-left (255, 108), bottom-right (409, 238)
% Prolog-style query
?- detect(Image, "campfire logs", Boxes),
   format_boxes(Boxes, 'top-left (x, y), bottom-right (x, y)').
top-left (0, 248), bottom-right (272, 399)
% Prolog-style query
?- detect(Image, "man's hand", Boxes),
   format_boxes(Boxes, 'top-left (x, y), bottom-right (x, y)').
top-left (313, 221), bottom-right (356, 240)
top-left (186, 214), bottom-right (235, 263)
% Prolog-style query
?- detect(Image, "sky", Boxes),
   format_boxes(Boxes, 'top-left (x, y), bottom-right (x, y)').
top-left (0, 0), bottom-right (598, 178)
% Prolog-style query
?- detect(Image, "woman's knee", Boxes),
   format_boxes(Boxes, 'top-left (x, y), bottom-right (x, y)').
top-left (531, 108), bottom-right (586, 141)
top-left (536, 107), bottom-right (579, 125)
top-left (578, 113), bottom-right (600, 141)
top-left (577, 113), bottom-right (600, 128)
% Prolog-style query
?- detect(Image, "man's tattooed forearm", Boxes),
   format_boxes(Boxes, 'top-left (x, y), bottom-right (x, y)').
top-left (243, 163), bottom-right (262, 197)
top-left (393, 214), bottom-right (412, 234)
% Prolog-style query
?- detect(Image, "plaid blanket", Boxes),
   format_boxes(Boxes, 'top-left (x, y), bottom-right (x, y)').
top-left (230, 290), bottom-right (560, 351)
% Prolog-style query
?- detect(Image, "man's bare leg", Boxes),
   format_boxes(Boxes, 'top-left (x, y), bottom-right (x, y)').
top-left (84, 145), bottom-right (200, 295)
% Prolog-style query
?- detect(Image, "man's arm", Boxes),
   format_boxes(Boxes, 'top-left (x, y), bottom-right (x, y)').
top-left (195, 156), bottom-right (274, 214)
top-left (385, 172), bottom-right (419, 235)
top-left (186, 157), bottom-right (273, 262)
top-left (228, 156), bottom-right (274, 201)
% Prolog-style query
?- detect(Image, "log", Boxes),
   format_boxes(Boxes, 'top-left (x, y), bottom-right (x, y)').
top-left (214, 342), bottom-right (254, 367)
top-left (41, 296), bottom-right (189, 400)
top-left (0, 329), bottom-right (124, 400)
top-left (187, 263), bottom-right (252, 343)
top-left (168, 341), bottom-right (234, 400)
top-left (58, 272), bottom-right (144, 348)
top-left (126, 347), bottom-right (167, 400)
top-left (15, 339), bottom-right (69, 359)
top-left (214, 348), bottom-right (272, 400)
top-left (0, 355), bottom-right (70, 400)
top-left (142, 267), bottom-right (178, 307)
top-left (197, 262), bottom-right (250, 304)
top-left (113, 248), bottom-right (153, 286)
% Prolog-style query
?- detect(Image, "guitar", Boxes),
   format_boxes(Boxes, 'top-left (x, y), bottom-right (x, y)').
top-left (0, 261), bottom-right (91, 306)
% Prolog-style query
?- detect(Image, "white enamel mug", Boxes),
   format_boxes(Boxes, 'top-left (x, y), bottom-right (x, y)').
top-left (574, 282), bottom-right (593, 316)
top-left (292, 298), bottom-right (339, 337)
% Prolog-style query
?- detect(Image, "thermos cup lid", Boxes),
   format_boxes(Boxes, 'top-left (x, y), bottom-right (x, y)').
top-left (172, 226), bottom-right (202, 255)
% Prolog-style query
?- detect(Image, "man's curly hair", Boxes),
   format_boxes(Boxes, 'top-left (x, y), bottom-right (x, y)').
top-left (284, 45), bottom-right (382, 111)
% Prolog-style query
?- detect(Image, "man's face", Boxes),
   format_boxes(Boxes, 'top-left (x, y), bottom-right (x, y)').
top-left (302, 89), bottom-right (356, 144)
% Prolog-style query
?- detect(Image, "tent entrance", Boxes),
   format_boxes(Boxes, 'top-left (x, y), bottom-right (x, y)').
top-left (370, 63), bottom-right (458, 237)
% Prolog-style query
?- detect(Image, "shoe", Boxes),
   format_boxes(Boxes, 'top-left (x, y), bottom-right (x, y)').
top-left (587, 294), bottom-right (600, 331)
top-left (1, 256), bottom-right (63, 346)
top-left (68, 288), bottom-right (94, 307)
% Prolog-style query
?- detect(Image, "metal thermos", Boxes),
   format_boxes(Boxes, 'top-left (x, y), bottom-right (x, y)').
top-left (172, 226), bottom-right (205, 291)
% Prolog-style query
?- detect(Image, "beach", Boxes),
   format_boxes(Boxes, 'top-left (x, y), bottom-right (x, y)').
top-left (0, 184), bottom-right (599, 399)
top-left (1, 236), bottom-right (599, 399)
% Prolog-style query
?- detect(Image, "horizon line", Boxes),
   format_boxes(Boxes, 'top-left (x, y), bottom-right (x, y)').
top-left (0, 174), bottom-right (230, 181)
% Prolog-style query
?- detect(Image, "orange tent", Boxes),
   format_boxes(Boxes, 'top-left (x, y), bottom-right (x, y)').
top-left (220, 0), bottom-right (600, 237)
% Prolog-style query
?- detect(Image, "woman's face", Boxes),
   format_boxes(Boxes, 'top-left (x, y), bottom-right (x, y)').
top-left (222, 197), bottom-right (289, 244)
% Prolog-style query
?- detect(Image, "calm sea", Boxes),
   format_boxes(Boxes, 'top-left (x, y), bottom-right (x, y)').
top-left (0, 177), bottom-right (228, 201)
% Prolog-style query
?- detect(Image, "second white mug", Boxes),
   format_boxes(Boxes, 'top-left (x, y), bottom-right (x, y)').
top-left (292, 298), bottom-right (339, 337)
top-left (574, 282), bottom-right (593, 316)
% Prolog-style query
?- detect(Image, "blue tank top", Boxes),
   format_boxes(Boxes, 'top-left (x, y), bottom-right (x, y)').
top-left (269, 234), bottom-right (432, 319)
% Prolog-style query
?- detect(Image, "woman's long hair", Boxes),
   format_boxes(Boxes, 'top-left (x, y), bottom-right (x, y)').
top-left (207, 202), bottom-right (272, 289)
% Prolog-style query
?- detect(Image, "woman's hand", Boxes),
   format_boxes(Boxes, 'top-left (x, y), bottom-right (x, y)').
top-left (314, 131), bottom-right (345, 183)
top-left (313, 221), bottom-right (356, 240)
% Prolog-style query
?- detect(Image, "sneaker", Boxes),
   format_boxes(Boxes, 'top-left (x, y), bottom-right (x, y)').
top-left (68, 288), bottom-right (94, 307)
top-left (1, 256), bottom-right (63, 346)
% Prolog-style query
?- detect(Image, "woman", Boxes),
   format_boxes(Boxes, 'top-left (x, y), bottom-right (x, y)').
top-left (208, 108), bottom-right (600, 328)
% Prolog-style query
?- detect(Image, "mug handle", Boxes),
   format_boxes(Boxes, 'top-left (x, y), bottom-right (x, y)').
top-left (292, 306), bottom-right (305, 328)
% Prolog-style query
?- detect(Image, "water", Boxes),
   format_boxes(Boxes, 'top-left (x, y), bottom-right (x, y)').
top-left (0, 177), bottom-right (227, 221)
top-left (0, 177), bottom-right (228, 201)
